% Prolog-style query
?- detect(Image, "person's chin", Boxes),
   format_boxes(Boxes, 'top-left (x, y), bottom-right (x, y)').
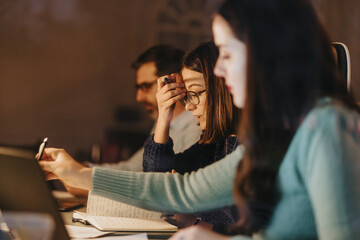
top-left (234, 97), bottom-right (245, 109)
top-left (148, 110), bottom-right (159, 120)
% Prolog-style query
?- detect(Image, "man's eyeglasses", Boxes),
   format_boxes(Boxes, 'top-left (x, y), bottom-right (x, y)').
top-left (135, 80), bottom-right (157, 92)
top-left (181, 90), bottom-right (206, 106)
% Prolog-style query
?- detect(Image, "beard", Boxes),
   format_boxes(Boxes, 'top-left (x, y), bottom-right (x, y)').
top-left (142, 102), bottom-right (158, 120)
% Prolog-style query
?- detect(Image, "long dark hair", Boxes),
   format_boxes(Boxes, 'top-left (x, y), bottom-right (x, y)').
top-left (218, 0), bottom-right (359, 233)
top-left (182, 40), bottom-right (240, 144)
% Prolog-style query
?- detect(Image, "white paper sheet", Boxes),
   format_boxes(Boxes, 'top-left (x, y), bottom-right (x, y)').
top-left (66, 225), bottom-right (111, 238)
top-left (72, 212), bottom-right (177, 232)
top-left (71, 233), bottom-right (147, 240)
top-left (87, 194), bottom-right (161, 220)
top-left (86, 216), bottom-right (177, 232)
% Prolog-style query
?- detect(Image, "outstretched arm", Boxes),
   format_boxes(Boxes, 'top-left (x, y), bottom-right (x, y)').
top-left (39, 145), bottom-right (243, 214)
top-left (93, 146), bottom-right (244, 213)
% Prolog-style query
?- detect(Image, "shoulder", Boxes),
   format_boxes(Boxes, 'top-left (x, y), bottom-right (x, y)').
top-left (286, 98), bottom-right (360, 168)
top-left (292, 98), bottom-right (360, 176)
top-left (300, 98), bottom-right (360, 136)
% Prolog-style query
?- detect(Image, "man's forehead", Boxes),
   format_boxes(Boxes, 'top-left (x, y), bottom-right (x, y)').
top-left (136, 62), bottom-right (158, 84)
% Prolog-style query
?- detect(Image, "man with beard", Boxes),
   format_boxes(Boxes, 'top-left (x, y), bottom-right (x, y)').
top-left (107, 45), bottom-right (200, 171)
top-left (66, 45), bottom-right (199, 197)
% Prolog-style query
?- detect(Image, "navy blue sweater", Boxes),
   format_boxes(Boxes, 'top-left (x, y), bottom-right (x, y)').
top-left (143, 134), bottom-right (239, 232)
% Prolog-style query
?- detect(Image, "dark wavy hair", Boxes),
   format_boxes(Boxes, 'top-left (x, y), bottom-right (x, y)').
top-left (182, 40), bottom-right (241, 144)
top-left (218, 0), bottom-right (359, 234)
top-left (131, 45), bottom-right (184, 77)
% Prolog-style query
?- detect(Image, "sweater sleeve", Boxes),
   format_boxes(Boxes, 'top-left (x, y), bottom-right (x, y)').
top-left (143, 134), bottom-right (213, 174)
top-left (143, 134), bottom-right (176, 172)
top-left (304, 106), bottom-right (360, 239)
top-left (92, 145), bottom-right (244, 213)
top-left (230, 236), bottom-right (253, 240)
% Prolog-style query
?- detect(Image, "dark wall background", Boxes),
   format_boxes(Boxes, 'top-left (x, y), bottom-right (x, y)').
top-left (0, 0), bottom-right (359, 158)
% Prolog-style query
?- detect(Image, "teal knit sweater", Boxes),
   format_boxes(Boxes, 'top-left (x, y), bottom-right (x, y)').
top-left (92, 99), bottom-right (360, 240)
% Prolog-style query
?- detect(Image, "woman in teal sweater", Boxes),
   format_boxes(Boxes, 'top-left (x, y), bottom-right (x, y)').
top-left (39, 0), bottom-right (360, 239)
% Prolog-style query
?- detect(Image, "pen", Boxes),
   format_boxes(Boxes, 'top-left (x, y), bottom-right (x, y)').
top-left (37, 137), bottom-right (48, 161)
top-left (72, 217), bottom-right (90, 225)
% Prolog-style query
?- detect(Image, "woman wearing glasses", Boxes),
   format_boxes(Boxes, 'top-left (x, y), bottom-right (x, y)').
top-left (39, 0), bottom-right (360, 238)
top-left (143, 41), bottom-right (241, 233)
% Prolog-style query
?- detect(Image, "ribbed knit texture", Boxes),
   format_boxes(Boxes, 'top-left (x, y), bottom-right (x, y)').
top-left (93, 99), bottom-right (360, 240)
top-left (93, 146), bottom-right (242, 213)
top-left (143, 135), bottom-right (238, 174)
top-left (143, 135), bottom-right (239, 230)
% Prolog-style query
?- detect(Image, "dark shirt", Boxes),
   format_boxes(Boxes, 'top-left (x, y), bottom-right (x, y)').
top-left (143, 134), bottom-right (239, 232)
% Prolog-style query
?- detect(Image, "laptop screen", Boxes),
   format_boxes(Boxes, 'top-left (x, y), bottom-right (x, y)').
top-left (0, 147), bottom-right (70, 240)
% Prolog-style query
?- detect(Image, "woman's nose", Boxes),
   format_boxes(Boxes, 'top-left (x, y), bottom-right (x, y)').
top-left (185, 101), bottom-right (196, 111)
top-left (214, 58), bottom-right (226, 78)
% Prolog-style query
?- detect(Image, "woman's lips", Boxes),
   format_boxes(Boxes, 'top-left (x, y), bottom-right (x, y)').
top-left (227, 86), bottom-right (232, 92)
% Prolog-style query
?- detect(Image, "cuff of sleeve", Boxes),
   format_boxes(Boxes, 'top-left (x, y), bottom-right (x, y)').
top-left (145, 134), bottom-right (174, 149)
top-left (143, 135), bottom-right (175, 172)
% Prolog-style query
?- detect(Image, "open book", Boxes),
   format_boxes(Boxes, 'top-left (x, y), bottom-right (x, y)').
top-left (72, 193), bottom-right (177, 232)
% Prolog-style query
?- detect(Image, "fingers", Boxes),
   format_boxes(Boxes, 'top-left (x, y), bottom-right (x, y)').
top-left (157, 75), bottom-right (175, 91)
top-left (156, 74), bottom-right (186, 109)
top-left (162, 88), bottom-right (186, 100)
top-left (173, 73), bottom-right (183, 83)
top-left (157, 74), bottom-right (184, 90)
top-left (36, 147), bottom-right (64, 161)
top-left (36, 150), bottom-right (50, 161)
top-left (158, 80), bottom-right (184, 93)
top-left (44, 172), bottom-right (59, 181)
top-left (38, 160), bottom-right (60, 181)
top-left (158, 92), bottom-right (186, 109)
top-left (38, 160), bottom-right (55, 173)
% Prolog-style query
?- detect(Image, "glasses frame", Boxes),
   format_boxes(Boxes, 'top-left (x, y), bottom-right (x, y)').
top-left (181, 90), bottom-right (206, 106)
top-left (135, 79), bottom-right (157, 92)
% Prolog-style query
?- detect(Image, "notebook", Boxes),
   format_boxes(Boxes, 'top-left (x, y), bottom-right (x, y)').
top-left (74, 211), bottom-right (177, 232)
top-left (0, 146), bottom-right (71, 240)
top-left (73, 194), bottom-right (177, 232)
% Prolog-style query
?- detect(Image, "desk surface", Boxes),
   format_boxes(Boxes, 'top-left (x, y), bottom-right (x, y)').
top-left (61, 210), bottom-right (175, 240)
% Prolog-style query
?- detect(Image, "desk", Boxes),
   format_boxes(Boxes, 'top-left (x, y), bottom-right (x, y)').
top-left (61, 210), bottom-right (175, 240)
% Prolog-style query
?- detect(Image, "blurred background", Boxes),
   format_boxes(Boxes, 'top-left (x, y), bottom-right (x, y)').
top-left (0, 0), bottom-right (359, 163)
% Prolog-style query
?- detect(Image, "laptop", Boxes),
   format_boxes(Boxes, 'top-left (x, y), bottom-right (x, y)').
top-left (0, 146), bottom-right (70, 240)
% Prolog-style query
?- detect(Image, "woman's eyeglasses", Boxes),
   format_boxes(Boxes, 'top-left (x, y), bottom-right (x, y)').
top-left (181, 90), bottom-right (206, 106)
